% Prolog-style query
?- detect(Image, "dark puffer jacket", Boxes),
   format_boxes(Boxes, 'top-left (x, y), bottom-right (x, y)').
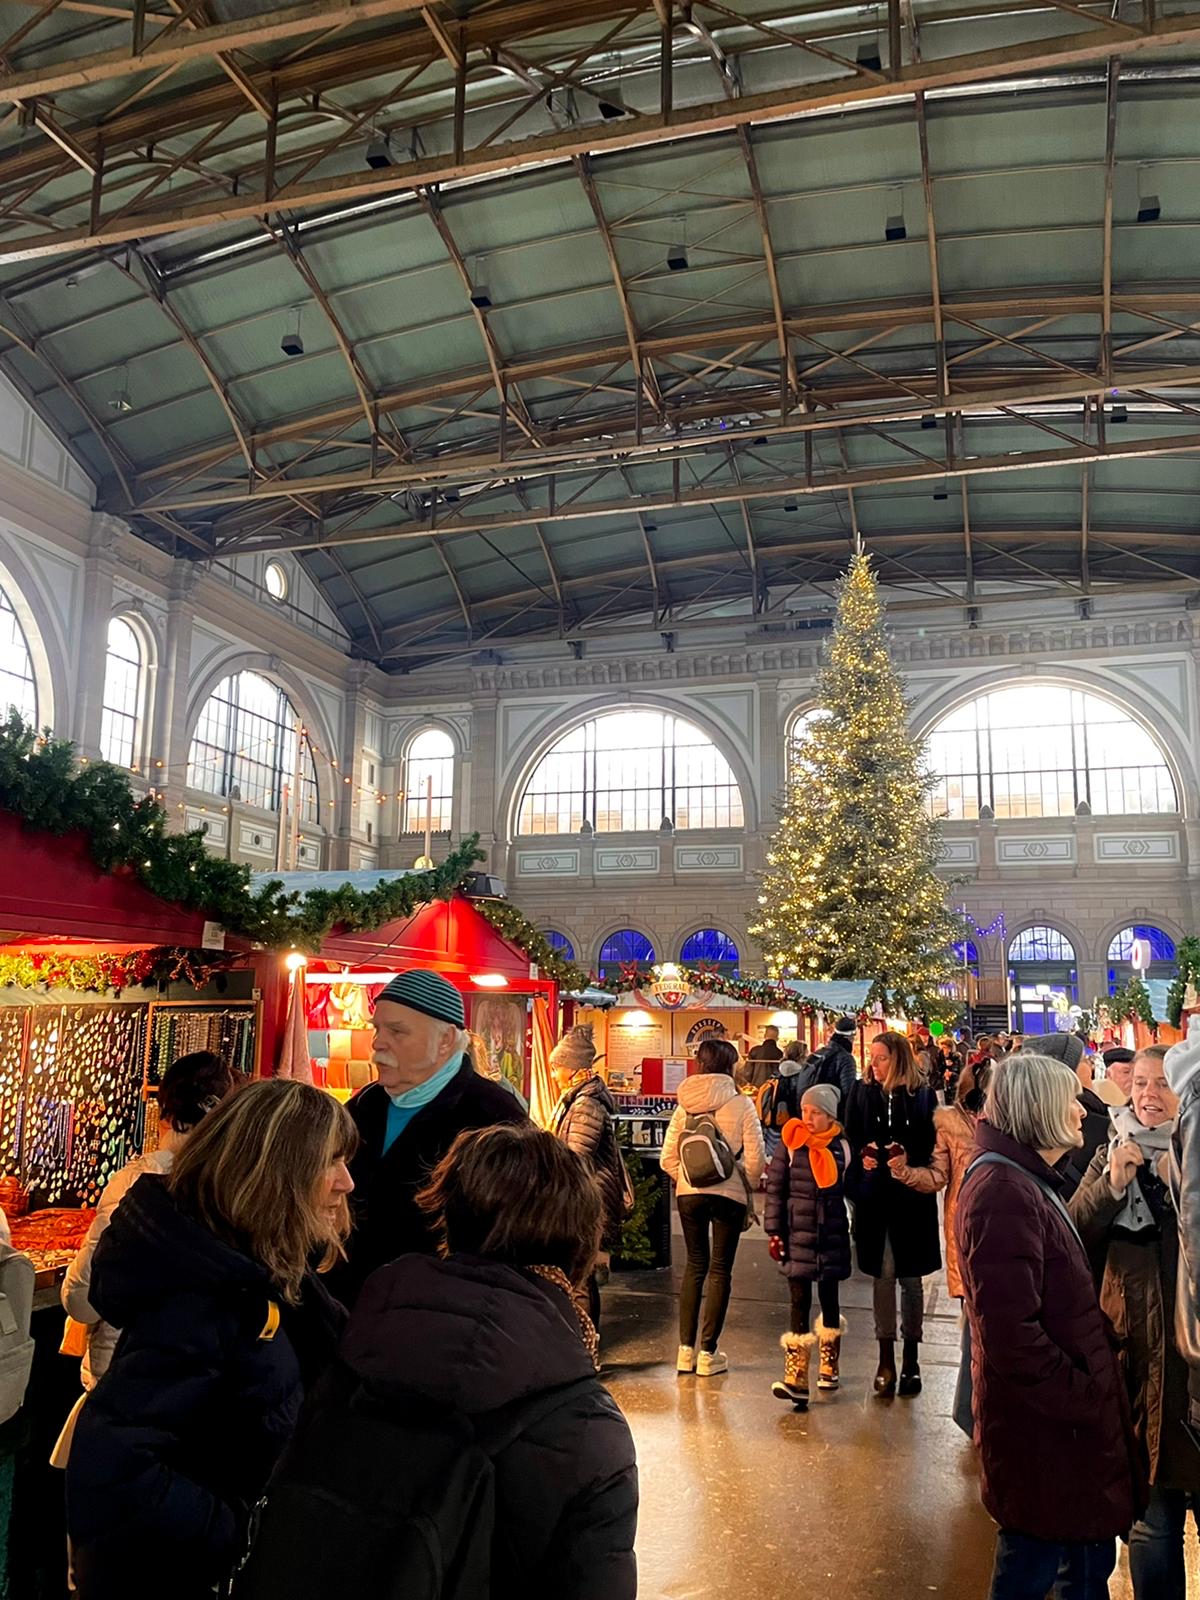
top-left (844, 1080), bottom-right (941, 1278)
top-left (66, 1174), bottom-right (345, 1600)
top-left (957, 1119), bottom-right (1146, 1543)
top-left (243, 1254), bottom-right (638, 1599)
top-left (337, 1060), bottom-right (528, 1303)
top-left (550, 1075), bottom-right (626, 1251)
top-left (764, 1125), bottom-right (852, 1282)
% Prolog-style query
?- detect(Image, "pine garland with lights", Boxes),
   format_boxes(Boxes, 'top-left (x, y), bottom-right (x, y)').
top-left (1107, 974), bottom-right (1158, 1034)
top-left (0, 713), bottom-right (482, 949)
top-left (473, 900), bottom-right (589, 989)
top-left (749, 552), bottom-right (960, 1015)
top-left (0, 946), bottom-right (228, 996)
top-left (590, 962), bottom-right (845, 1016)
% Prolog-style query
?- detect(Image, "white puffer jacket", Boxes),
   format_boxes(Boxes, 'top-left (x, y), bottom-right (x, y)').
top-left (661, 1072), bottom-right (766, 1206)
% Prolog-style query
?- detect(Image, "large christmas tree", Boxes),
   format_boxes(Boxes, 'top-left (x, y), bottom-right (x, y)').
top-left (749, 551), bottom-right (959, 1015)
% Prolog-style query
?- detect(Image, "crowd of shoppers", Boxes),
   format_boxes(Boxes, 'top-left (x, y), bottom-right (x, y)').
top-left (47, 966), bottom-right (1200, 1600)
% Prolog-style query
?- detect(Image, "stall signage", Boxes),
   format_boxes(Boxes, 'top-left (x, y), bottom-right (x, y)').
top-left (685, 1016), bottom-right (728, 1044)
top-left (201, 921), bottom-right (226, 951)
top-left (648, 963), bottom-right (692, 1010)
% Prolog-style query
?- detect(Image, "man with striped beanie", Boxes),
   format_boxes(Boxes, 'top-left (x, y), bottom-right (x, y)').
top-left (338, 969), bottom-right (527, 1302)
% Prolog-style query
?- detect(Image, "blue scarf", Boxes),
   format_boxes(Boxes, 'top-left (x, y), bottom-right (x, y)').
top-left (381, 1052), bottom-right (464, 1155)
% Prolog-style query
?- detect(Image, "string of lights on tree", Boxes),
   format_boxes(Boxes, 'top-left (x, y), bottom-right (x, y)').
top-left (748, 549), bottom-right (962, 1016)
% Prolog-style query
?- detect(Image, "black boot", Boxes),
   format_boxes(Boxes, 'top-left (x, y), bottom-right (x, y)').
top-left (898, 1337), bottom-right (922, 1395)
top-left (873, 1337), bottom-right (896, 1397)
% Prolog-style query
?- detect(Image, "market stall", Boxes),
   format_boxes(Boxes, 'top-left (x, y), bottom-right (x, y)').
top-left (249, 869), bottom-right (559, 1101)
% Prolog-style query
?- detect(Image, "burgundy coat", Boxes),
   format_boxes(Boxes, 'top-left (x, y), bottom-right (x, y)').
top-left (956, 1120), bottom-right (1146, 1543)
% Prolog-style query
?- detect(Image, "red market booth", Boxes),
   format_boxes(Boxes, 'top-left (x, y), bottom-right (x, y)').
top-left (251, 868), bottom-right (558, 1103)
top-left (0, 807), bottom-right (259, 1265)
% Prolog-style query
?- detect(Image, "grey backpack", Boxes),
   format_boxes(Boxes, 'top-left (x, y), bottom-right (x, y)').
top-left (0, 1245), bottom-right (35, 1425)
top-left (678, 1112), bottom-right (738, 1188)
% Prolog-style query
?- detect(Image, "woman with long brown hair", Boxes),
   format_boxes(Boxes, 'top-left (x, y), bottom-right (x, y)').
top-left (66, 1079), bottom-right (355, 1600)
top-left (844, 1030), bottom-right (941, 1398)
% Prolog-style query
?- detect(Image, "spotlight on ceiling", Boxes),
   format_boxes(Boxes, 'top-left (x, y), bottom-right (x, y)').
top-left (1110, 403), bottom-right (1129, 424)
top-left (469, 255), bottom-right (492, 308)
top-left (933, 484), bottom-right (949, 501)
top-left (783, 498), bottom-right (799, 512)
top-left (920, 414), bottom-right (937, 430)
top-left (108, 385), bottom-right (132, 414)
top-left (596, 84), bottom-right (628, 119)
top-left (666, 241), bottom-right (689, 271)
top-left (885, 185), bottom-right (906, 241)
top-left (365, 133), bottom-right (393, 169)
top-left (1136, 164), bottom-right (1160, 223)
top-left (857, 37), bottom-right (882, 72)
top-left (280, 306), bottom-right (304, 358)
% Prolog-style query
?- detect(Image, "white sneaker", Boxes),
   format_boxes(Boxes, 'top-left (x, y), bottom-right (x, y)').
top-left (676, 1345), bottom-right (696, 1373)
top-left (696, 1349), bottom-right (729, 1377)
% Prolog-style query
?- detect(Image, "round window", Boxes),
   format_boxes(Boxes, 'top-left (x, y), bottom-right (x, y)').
top-left (264, 560), bottom-right (288, 602)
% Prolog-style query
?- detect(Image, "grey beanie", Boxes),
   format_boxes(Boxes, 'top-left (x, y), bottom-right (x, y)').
top-left (801, 1083), bottom-right (840, 1119)
top-left (376, 968), bottom-right (465, 1028)
top-left (1031, 1030), bottom-right (1084, 1071)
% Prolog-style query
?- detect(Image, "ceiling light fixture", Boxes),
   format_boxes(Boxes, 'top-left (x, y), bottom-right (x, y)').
top-left (365, 130), bottom-right (393, 169)
top-left (469, 255), bottom-right (492, 308)
top-left (857, 37), bottom-right (882, 72)
top-left (885, 185), bottom-right (906, 241)
top-left (108, 365), bottom-right (132, 413)
top-left (1110, 402), bottom-right (1129, 423)
top-left (280, 305), bottom-right (304, 357)
top-left (1136, 164), bottom-right (1161, 222)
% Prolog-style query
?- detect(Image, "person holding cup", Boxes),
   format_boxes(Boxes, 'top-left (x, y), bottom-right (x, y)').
top-left (845, 1031), bottom-right (942, 1398)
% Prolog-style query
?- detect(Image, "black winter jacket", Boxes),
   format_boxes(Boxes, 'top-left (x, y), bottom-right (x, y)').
top-left (1057, 1086), bottom-right (1113, 1199)
top-left (550, 1076), bottom-right (626, 1251)
top-left (66, 1174), bottom-right (345, 1600)
top-left (763, 1128), bottom-right (852, 1282)
top-left (337, 1060), bottom-right (528, 1303)
top-left (792, 1037), bottom-right (858, 1114)
top-left (844, 1080), bottom-right (941, 1278)
top-left (253, 1253), bottom-right (638, 1600)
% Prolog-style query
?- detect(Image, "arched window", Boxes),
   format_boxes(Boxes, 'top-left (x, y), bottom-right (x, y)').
top-left (597, 929), bottom-right (655, 980)
top-left (1009, 926), bottom-right (1076, 964)
top-left (403, 728), bottom-right (455, 833)
top-left (0, 578), bottom-right (36, 725)
top-left (1107, 924), bottom-right (1177, 992)
top-left (785, 707), bottom-right (830, 782)
top-left (680, 929), bottom-right (740, 972)
top-left (100, 616), bottom-right (143, 768)
top-left (542, 930), bottom-right (575, 961)
top-left (188, 671), bottom-right (318, 822)
top-left (518, 711), bottom-right (744, 834)
top-left (1008, 925), bottom-right (1078, 1035)
top-left (952, 939), bottom-right (980, 976)
top-left (926, 685), bottom-right (1177, 820)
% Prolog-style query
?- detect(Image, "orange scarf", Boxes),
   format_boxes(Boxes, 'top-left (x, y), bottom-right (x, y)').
top-left (782, 1118), bottom-right (843, 1189)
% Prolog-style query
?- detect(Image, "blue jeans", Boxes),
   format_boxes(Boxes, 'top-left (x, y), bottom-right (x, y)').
top-left (1128, 1485), bottom-right (1200, 1600)
top-left (989, 1531), bottom-right (1116, 1599)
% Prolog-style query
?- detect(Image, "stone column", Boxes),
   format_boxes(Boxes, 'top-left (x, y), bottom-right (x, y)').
top-left (153, 564), bottom-right (198, 820)
top-left (469, 682), bottom-right (500, 870)
top-left (330, 663), bottom-right (369, 871)
top-left (74, 513), bottom-right (124, 757)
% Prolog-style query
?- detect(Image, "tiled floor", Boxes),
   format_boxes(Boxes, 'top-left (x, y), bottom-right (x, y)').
top-left (600, 1230), bottom-right (1188, 1599)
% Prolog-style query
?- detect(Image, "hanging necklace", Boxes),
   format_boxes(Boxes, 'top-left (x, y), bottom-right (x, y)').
top-left (528, 1264), bottom-right (601, 1370)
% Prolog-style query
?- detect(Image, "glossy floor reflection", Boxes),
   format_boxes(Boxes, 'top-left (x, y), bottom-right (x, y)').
top-left (600, 1230), bottom-right (1171, 1600)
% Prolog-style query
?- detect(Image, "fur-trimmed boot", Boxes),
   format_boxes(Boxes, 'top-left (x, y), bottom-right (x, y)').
top-left (816, 1317), bottom-right (847, 1391)
top-left (771, 1331), bottom-right (816, 1409)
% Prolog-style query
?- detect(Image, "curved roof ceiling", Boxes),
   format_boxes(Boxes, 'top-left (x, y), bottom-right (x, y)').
top-left (1, 0), bottom-right (1200, 667)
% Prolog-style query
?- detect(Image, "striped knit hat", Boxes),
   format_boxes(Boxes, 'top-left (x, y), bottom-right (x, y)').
top-left (375, 969), bottom-right (465, 1028)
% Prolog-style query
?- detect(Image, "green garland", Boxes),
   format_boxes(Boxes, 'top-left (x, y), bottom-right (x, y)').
top-left (473, 900), bottom-right (589, 990)
top-left (613, 1129), bottom-right (659, 1270)
top-left (1168, 936), bottom-right (1200, 1027)
top-left (0, 713), bottom-right (480, 950)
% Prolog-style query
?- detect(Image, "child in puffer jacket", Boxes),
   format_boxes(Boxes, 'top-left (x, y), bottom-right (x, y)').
top-left (764, 1084), bottom-right (852, 1410)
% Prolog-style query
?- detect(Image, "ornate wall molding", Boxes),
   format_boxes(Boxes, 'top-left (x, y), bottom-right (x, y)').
top-left (515, 849), bottom-right (581, 876)
top-left (595, 846), bottom-right (660, 874)
top-left (997, 835), bottom-right (1077, 866)
top-left (1094, 832), bottom-right (1181, 864)
top-left (675, 845), bottom-right (744, 872)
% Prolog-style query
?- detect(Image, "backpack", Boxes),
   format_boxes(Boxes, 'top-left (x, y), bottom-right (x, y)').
top-left (677, 1112), bottom-right (738, 1187)
top-left (234, 1364), bottom-right (592, 1600)
top-left (0, 1245), bottom-right (35, 1426)
top-left (756, 1073), bottom-right (802, 1131)
top-left (808, 1044), bottom-right (847, 1095)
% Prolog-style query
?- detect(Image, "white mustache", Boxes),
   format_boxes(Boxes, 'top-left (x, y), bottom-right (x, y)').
top-left (372, 1049), bottom-right (398, 1069)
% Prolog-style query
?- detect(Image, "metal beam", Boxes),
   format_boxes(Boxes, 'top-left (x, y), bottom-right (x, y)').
top-left (0, 0), bottom-right (434, 102)
top-left (215, 426), bottom-right (1200, 554)
top-left (737, 125), bottom-right (796, 409)
top-left (6, 13), bottom-right (1200, 261)
top-left (1101, 58), bottom-right (1119, 383)
top-left (575, 153), bottom-right (661, 418)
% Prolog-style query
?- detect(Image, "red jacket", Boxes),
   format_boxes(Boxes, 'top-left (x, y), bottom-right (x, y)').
top-left (956, 1119), bottom-right (1146, 1542)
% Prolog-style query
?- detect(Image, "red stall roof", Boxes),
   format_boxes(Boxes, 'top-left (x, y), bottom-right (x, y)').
top-left (313, 897), bottom-right (548, 992)
top-left (0, 810), bottom-right (219, 948)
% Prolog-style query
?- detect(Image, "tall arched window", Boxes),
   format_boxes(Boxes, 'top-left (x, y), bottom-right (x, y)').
top-left (927, 685), bottom-right (1177, 820)
top-left (188, 671), bottom-right (318, 821)
top-left (100, 616), bottom-right (142, 768)
top-left (517, 711), bottom-right (744, 834)
top-left (0, 579), bottom-right (36, 725)
top-left (1107, 924), bottom-right (1177, 992)
top-left (598, 929), bottom-right (655, 980)
top-left (403, 728), bottom-right (454, 833)
top-left (680, 929), bottom-right (740, 972)
top-left (952, 939), bottom-right (980, 976)
top-left (542, 930), bottom-right (576, 961)
top-left (1008, 925), bottom-right (1078, 1035)
top-left (785, 706), bottom-right (830, 782)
